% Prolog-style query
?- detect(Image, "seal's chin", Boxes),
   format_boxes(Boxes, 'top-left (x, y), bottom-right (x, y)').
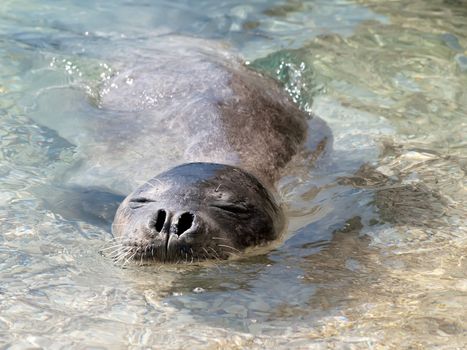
top-left (109, 162), bottom-right (284, 264)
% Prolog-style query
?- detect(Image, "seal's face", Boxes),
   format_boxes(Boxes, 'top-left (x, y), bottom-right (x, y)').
top-left (111, 163), bottom-right (284, 263)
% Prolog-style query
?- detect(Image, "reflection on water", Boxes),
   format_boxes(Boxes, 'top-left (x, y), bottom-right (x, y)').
top-left (0, 0), bottom-right (466, 348)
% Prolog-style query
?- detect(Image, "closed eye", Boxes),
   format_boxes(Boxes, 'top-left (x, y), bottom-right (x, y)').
top-left (129, 197), bottom-right (155, 208)
top-left (209, 202), bottom-right (250, 215)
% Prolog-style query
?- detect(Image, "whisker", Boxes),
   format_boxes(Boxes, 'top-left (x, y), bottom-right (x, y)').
top-left (115, 248), bottom-right (135, 265)
top-left (217, 244), bottom-right (241, 253)
top-left (202, 248), bottom-right (211, 259)
top-left (208, 247), bottom-right (221, 260)
top-left (100, 243), bottom-right (124, 252)
top-left (106, 247), bottom-right (127, 258)
top-left (136, 177), bottom-right (163, 189)
top-left (106, 245), bottom-right (131, 258)
top-left (209, 252), bottom-right (223, 268)
top-left (114, 253), bottom-right (129, 265)
top-left (122, 250), bottom-right (138, 267)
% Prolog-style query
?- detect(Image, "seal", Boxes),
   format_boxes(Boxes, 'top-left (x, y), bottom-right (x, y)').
top-left (87, 37), bottom-right (332, 263)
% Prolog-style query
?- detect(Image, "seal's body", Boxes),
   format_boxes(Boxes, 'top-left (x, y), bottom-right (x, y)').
top-left (81, 37), bottom-right (331, 262)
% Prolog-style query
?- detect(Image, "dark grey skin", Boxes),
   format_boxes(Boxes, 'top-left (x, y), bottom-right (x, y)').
top-left (113, 163), bottom-right (284, 261)
top-left (83, 37), bottom-right (333, 263)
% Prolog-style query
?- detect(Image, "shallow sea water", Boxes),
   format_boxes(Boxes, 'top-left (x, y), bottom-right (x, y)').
top-left (0, 0), bottom-right (466, 349)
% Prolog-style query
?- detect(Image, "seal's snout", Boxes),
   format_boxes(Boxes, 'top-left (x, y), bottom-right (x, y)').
top-left (149, 209), bottom-right (196, 237)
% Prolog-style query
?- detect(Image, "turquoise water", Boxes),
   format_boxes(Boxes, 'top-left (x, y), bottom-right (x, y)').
top-left (1, 0), bottom-right (466, 348)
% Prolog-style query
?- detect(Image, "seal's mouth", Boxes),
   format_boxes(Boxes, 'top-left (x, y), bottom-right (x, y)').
top-left (101, 237), bottom-right (232, 265)
top-left (103, 213), bottom-right (235, 265)
top-left (106, 203), bottom-right (241, 265)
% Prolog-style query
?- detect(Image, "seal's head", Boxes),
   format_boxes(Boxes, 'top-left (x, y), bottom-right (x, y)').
top-left (111, 163), bottom-right (284, 263)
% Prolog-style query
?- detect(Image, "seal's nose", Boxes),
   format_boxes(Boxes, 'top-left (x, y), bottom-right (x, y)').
top-left (174, 212), bottom-right (195, 236)
top-left (150, 209), bottom-right (196, 236)
top-left (151, 209), bottom-right (168, 233)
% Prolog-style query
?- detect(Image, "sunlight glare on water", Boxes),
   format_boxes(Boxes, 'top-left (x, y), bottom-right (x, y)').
top-left (0, 0), bottom-right (466, 348)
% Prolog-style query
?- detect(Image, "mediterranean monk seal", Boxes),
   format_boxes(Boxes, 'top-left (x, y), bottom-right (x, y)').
top-left (61, 37), bottom-right (331, 263)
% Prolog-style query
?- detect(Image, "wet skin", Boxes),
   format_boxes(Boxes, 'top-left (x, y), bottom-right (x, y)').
top-left (112, 163), bottom-right (284, 263)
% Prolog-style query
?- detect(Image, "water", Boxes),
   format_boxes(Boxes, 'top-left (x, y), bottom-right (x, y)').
top-left (1, 0), bottom-right (466, 348)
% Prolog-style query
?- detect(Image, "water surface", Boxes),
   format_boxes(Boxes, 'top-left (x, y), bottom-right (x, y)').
top-left (0, 0), bottom-right (466, 348)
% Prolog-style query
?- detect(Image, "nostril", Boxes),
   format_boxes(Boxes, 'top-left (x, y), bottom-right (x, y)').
top-left (154, 210), bottom-right (166, 232)
top-left (176, 212), bottom-right (195, 235)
